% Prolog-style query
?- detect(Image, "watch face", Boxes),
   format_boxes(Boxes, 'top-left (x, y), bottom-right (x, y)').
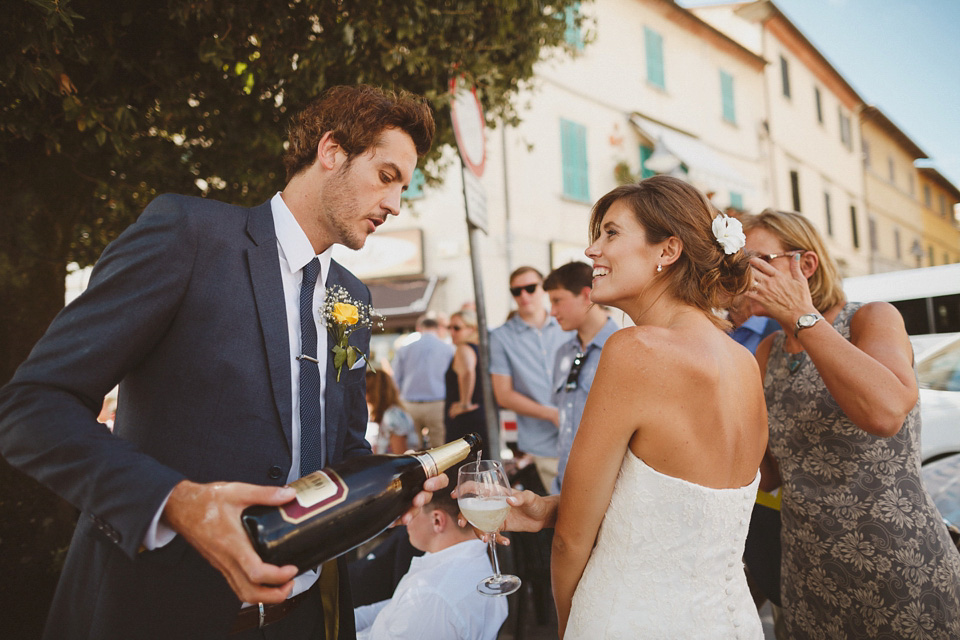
top-left (799, 314), bottom-right (818, 328)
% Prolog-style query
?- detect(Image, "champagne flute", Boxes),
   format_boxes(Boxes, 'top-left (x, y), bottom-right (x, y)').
top-left (457, 459), bottom-right (521, 596)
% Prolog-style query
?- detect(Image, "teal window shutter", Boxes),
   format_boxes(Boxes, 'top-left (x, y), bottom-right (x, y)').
top-left (402, 168), bottom-right (425, 200)
top-left (729, 192), bottom-right (744, 210)
top-left (644, 27), bottom-right (665, 90)
top-left (564, 3), bottom-right (583, 50)
top-left (720, 71), bottom-right (736, 124)
top-left (639, 144), bottom-right (655, 180)
top-left (561, 119), bottom-right (589, 202)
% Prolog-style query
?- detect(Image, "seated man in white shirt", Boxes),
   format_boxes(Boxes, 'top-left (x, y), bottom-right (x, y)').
top-left (354, 468), bottom-right (508, 640)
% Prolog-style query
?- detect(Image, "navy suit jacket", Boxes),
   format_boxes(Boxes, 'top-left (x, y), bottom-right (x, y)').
top-left (0, 194), bottom-right (371, 639)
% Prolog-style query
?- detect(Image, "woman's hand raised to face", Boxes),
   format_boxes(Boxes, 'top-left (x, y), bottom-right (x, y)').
top-left (746, 251), bottom-right (819, 326)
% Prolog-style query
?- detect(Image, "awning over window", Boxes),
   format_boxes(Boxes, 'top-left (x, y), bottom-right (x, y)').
top-left (629, 113), bottom-right (756, 206)
top-left (366, 276), bottom-right (439, 330)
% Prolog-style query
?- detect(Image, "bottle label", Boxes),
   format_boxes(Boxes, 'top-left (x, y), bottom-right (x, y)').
top-left (280, 470), bottom-right (349, 525)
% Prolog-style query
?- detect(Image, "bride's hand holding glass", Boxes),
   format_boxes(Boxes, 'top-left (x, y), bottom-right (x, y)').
top-left (456, 460), bottom-right (521, 596)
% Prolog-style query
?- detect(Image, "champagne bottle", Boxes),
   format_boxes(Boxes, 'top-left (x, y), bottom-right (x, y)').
top-left (242, 433), bottom-right (481, 574)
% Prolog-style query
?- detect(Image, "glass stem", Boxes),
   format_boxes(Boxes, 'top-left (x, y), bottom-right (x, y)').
top-left (488, 533), bottom-right (503, 580)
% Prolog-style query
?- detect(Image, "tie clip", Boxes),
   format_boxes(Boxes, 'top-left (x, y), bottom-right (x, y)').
top-left (297, 354), bottom-right (320, 363)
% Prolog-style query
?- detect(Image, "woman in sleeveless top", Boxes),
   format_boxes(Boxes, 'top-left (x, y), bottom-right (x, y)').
top-left (487, 177), bottom-right (768, 638)
top-left (742, 209), bottom-right (960, 638)
top-left (443, 309), bottom-right (486, 446)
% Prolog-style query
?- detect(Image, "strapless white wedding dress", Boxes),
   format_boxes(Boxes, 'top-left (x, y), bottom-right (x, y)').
top-left (566, 449), bottom-right (763, 639)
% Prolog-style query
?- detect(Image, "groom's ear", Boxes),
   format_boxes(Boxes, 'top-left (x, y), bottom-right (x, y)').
top-left (316, 131), bottom-right (344, 171)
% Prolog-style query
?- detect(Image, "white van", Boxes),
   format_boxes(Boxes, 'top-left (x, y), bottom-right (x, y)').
top-left (843, 263), bottom-right (960, 356)
top-left (843, 263), bottom-right (960, 463)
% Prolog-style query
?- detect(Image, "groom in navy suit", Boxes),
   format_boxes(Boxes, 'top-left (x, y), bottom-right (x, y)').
top-left (0, 85), bottom-right (436, 639)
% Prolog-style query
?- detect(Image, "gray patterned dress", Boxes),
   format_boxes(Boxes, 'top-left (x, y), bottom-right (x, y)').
top-left (764, 302), bottom-right (960, 639)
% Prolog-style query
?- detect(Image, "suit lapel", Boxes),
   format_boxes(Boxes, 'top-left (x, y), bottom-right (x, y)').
top-left (323, 262), bottom-right (350, 464)
top-left (246, 201), bottom-right (294, 454)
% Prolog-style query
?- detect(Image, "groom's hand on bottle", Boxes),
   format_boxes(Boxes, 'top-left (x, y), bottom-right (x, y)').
top-left (163, 479), bottom-right (299, 604)
top-left (398, 473), bottom-right (449, 526)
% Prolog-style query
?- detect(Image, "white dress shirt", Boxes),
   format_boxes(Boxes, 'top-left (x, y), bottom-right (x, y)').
top-left (354, 539), bottom-right (508, 640)
top-left (143, 193), bottom-right (332, 600)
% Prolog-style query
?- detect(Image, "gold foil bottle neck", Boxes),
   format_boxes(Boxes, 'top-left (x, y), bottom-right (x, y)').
top-left (413, 434), bottom-right (479, 478)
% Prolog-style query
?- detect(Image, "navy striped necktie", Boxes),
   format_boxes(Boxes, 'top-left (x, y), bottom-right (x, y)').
top-left (299, 258), bottom-right (324, 476)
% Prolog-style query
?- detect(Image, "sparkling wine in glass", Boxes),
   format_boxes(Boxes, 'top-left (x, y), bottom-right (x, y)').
top-left (457, 459), bottom-right (521, 596)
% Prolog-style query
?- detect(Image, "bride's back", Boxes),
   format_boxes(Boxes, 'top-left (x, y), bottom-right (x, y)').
top-left (621, 315), bottom-right (767, 490)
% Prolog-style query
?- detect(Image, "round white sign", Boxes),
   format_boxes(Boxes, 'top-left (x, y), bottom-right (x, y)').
top-left (450, 81), bottom-right (486, 177)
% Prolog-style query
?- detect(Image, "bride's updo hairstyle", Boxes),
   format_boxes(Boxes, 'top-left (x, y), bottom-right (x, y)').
top-left (588, 175), bottom-right (752, 328)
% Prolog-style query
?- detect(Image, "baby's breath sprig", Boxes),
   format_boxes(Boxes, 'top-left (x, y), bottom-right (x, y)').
top-left (320, 285), bottom-right (384, 381)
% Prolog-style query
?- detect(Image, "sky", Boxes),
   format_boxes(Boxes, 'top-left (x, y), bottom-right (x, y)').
top-left (683, 0), bottom-right (960, 187)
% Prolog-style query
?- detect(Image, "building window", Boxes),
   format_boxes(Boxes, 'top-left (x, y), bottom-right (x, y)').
top-left (639, 144), bottom-right (655, 180)
top-left (862, 140), bottom-right (871, 168)
top-left (888, 157), bottom-right (895, 184)
top-left (730, 191), bottom-right (744, 210)
top-left (814, 87), bottom-right (823, 123)
top-left (908, 173), bottom-right (915, 197)
top-left (924, 184), bottom-right (932, 207)
top-left (850, 206), bottom-right (859, 249)
top-left (720, 70), bottom-right (736, 124)
top-left (894, 228), bottom-right (901, 260)
top-left (644, 27), bottom-right (665, 90)
top-left (563, 3), bottom-right (583, 50)
top-left (838, 108), bottom-right (852, 150)
top-left (868, 217), bottom-right (878, 252)
top-left (780, 55), bottom-right (791, 98)
top-left (929, 246), bottom-right (935, 266)
top-left (824, 192), bottom-right (833, 236)
top-left (940, 194), bottom-right (948, 217)
top-left (560, 119), bottom-right (589, 202)
top-left (790, 170), bottom-right (801, 212)
top-left (402, 168), bottom-right (425, 200)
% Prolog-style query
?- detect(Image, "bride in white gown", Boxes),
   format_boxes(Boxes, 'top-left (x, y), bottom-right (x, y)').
top-left (499, 176), bottom-right (767, 639)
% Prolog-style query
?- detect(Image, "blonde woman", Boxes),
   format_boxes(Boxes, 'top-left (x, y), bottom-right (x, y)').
top-left (743, 209), bottom-right (960, 638)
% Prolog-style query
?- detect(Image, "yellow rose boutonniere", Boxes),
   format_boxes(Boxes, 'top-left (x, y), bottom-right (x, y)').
top-left (321, 286), bottom-right (383, 381)
top-left (332, 302), bottom-right (360, 326)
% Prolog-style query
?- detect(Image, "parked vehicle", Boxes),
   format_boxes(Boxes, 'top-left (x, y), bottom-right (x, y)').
top-left (917, 334), bottom-right (960, 463)
top-left (843, 263), bottom-right (960, 338)
top-left (843, 265), bottom-right (960, 463)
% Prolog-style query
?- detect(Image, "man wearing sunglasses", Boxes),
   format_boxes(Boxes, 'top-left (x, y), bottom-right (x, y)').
top-left (544, 262), bottom-right (619, 493)
top-left (490, 266), bottom-right (572, 491)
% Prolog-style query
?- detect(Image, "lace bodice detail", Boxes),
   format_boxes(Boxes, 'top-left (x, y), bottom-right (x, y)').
top-left (566, 449), bottom-right (763, 639)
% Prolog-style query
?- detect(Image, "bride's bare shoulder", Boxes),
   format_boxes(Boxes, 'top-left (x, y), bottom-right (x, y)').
top-left (596, 326), bottom-right (678, 372)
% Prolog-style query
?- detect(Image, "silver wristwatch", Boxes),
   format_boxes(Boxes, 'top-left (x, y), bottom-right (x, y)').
top-left (794, 313), bottom-right (822, 338)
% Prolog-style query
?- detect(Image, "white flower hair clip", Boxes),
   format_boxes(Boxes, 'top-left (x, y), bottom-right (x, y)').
top-left (712, 214), bottom-right (746, 255)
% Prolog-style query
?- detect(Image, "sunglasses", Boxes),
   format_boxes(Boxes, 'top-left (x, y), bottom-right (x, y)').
top-left (449, 324), bottom-right (466, 332)
top-left (510, 283), bottom-right (539, 297)
top-left (564, 352), bottom-right (586, 391)
top-left (748, 249), bottom-right (804, 264)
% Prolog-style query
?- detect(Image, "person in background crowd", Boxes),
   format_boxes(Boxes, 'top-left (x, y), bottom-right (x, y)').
top-left (354, 464), bottom-right (507, 640)
top-left (366, 370), bottom-right (420, 454)
top-left (444, 310), bottom-right (487, 447)
top-left (543, 261), bottom-right (618, 493)
top-left (392, 314), bottom-right (455, 448)
top-left (490, 266), bottom-right (571, 490)
top-left (0, 84), bottom-right (441, 640)
top-left (743, 208), bottom-right (960, 638)
top-left (728, 292), bottom-right (779, 354)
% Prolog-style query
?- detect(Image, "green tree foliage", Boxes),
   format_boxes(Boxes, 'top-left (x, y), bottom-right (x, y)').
top-left (0, 0), bottom-right (587, 635)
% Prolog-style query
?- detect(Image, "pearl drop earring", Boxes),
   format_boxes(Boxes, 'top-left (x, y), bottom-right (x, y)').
top-left (657, 263), bottom-right (663, 273)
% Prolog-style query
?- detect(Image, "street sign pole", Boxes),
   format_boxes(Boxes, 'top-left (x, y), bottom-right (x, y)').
top-left (450, 79), bottom-right (500, 458)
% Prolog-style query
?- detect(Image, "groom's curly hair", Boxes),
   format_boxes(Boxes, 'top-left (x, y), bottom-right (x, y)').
top-left (283, 84), bottom-right (435, 180)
